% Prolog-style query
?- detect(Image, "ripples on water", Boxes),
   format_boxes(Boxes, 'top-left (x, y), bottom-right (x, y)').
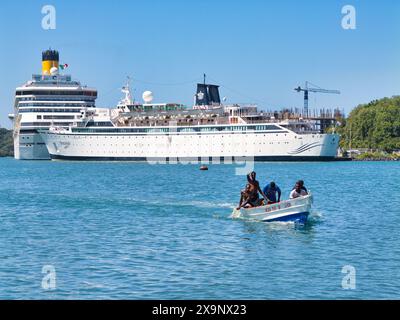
top-left (0, 158), bottom-right (399, 299)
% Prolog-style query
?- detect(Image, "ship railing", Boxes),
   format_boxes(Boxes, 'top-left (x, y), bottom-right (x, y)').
top-left (294, 130), bottom-right (324, 135)
top-left (119, 108), bottom-right (225, 118)
top-left (115, 118), bottom-right (232, 127)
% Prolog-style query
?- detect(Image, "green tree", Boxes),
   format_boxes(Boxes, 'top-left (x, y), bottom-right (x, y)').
top-left (338, 96), bottom-right (400, 152)
top-left (0, 128), bottom-right (14, 157)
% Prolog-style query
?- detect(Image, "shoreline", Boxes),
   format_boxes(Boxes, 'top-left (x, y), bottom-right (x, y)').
top-left (352, 158), bottom-right (400, 162)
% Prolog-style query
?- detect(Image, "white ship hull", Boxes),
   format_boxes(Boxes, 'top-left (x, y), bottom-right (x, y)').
top-left (39, 127), bottom-right (339, 161)
top-left (14, 131), bottom-right (50, 160)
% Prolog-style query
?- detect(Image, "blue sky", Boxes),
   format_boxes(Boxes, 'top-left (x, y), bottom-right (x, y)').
top-left (0, 0), bottom-right (399, 127)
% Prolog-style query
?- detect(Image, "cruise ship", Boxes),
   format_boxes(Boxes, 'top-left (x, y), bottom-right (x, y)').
top-left (9, 50), bottom-right (97, 160)
top-left (38, 81), bottom-right (340, 162)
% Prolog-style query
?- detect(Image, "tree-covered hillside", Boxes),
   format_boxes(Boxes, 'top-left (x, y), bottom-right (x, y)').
top-left (0, 128), bottom-right (13, 157)
top-left (338, 96), bottom-right (400, 152)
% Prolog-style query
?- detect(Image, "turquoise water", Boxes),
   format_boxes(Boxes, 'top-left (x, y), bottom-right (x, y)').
top-left (0, 158), bottom-right (399, 299)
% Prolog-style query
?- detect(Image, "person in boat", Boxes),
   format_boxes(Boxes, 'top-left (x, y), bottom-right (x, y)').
top-left (237, 184), bottom-right (252, 209)
top-left (237, 172), bottom-right (268, 209)
top-left (290, 181), bottom-right (308, 199)
top-left (262, 181), bottom-right (281, 204)
top-left (292, 180), bottom-right (308, 194)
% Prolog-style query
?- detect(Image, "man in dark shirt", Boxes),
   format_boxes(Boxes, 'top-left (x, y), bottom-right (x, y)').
top-left (263, 181), bottom-right (281, 204)
top-left (292, 180), bottom-right (308, 193)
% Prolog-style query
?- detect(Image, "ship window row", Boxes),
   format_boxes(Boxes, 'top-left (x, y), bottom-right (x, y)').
top-left (19, 108), bottom-right (90, 113)
top-left (16, 97), bottom-right (96, 103)
top-left (19, 130), bottom-right (38, 134)
top-left (74, 125), bottom-right (284, 134)
top-left (41, 115), bottom-right (75, 120)
top-left (16, 90), bottom-right (97, 97)
top-left (86, 121), bottom-right (114, 127)
top-left (21, 122), bottom-right (73, 127)
top-left (194, 125), bottom-right (284, 132)
top-left (19, 103), bottom-right (91, 107)
top-left (21, 143), bottom-right (46, 147)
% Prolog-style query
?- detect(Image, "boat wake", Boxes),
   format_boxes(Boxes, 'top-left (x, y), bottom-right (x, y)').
top-left (126, 196), bottom-right (234, 210)
top-left (82, 281), bottom-right (106, 289)
top-left (306, 210), bottom-right (323, 223)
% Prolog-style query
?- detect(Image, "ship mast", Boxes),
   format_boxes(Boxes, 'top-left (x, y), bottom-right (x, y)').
top-left (121, 77), bottom-right (134, 105)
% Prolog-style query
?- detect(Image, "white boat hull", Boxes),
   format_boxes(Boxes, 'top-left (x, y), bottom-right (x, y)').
top-left (232, 194), bottom-right (313, 223)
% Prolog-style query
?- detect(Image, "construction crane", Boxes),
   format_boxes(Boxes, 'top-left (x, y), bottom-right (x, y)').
top-left (295, 81), bottom-right (340, 117)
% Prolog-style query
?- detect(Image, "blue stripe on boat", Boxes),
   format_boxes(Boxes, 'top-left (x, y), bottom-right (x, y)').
top-left (263, 211), bottom-right (309, 224)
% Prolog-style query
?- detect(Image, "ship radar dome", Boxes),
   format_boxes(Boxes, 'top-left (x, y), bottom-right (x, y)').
top-left (142, 91), bottom-right (153, 103)
top-left (50, 67), bottom-right (59, 75)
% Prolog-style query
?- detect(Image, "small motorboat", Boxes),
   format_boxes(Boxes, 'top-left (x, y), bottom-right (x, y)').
top-left (232, 193), bottom-right (313, 224)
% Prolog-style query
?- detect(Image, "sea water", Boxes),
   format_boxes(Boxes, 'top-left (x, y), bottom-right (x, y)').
top-left (0, 158), bottom-right (399, 299)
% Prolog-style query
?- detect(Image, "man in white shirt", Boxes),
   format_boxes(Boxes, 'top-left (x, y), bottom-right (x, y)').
top-left (290, 181), bottom-right (308, 199)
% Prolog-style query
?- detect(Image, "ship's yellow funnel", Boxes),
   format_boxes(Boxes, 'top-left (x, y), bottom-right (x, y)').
top-left (42, 50), bottom-right (59, 75)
